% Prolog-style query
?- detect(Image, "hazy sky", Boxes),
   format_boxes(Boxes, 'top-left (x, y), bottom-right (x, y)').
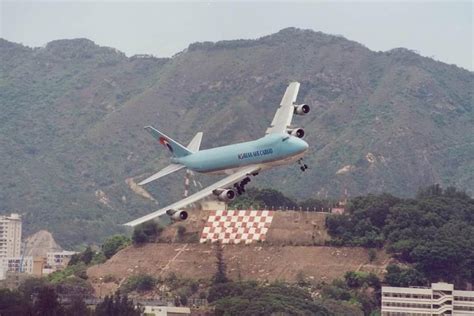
top-left (1, 1), bottom-right (472, 70)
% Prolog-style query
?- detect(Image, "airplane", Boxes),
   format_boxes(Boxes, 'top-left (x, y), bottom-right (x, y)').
top-left (124, 81), bottom-right (310, 227)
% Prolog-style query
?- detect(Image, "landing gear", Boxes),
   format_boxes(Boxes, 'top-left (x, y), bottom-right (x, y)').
top-left (234, 177), bottom-right (251, 195)
top-left (298, 159), bottom-right (309, 172)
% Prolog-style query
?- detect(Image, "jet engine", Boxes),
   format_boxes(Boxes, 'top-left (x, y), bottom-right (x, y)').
top-left (287, 128), bottom-right (305, 139)
top-left (294, 104), bottom-right (310, 115)
top-left (213, 189), bottom-right (236, 202)
top-left (166, 209), bottom-right (188, 221)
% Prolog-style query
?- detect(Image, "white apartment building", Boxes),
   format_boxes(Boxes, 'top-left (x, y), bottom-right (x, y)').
top-left (0, 213), bottom-right (22, 258)
top-left (0, 257), bottom-right (33, 279)
top-left (46, 251), bottom-right (77, 270)
top-left (382, 282), bottom-right (474, 315)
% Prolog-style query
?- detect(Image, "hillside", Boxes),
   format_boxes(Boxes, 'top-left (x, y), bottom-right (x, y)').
top-left (87, 243), bottom-right (390, 298)
top-left (23, 230), bottom-right (63, 257)
top-left (87, 209), bottom-right (390, 297)
top-left (0, 28), bottom-right (472, 246)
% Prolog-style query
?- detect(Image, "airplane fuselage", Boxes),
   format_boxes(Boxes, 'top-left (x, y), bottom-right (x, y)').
top-left (172, 133), bottom-right (308, 174)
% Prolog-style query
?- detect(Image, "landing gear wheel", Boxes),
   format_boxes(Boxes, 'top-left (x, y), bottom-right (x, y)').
top-left (234, 183), bottom-right (243, 195)
top-left (298, 159), bottom-right (308, 172)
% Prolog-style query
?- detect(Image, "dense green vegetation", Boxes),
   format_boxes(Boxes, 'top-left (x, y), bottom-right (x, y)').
top-left (102, 235), bottom-right (131, 258)
top-left (230, 188), bottom-right (335, 211)
top-left (47, 243), bottom-right (116, 286)
top-left (95, 292), bottom-right (143, 316)
top-left (325, 185), bottom-right (474, 286)
top-left (207, 271), bottom-right (383, 315)
top-left (0, 278), bottom-right (93, 315)
top-left (318, 271), bottom-right (382, 315)
top-left (205, 237), bottom-right (374, 315)
top-left (132, 222), bottom-right (163, 245)
top-left (120, 274), bottom-right (156, 293)
top-left (0, 284), bottom-right (140, 316)
top-left (211, 282), bottom-right (331, 316)
top-left (383, 264), bottom-right (428, 287)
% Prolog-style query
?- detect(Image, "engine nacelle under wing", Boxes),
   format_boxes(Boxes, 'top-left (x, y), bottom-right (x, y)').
top-left (213, 189), bottom-right (236, 202)
top-left (294, 104), bottom-right (310, 115)
top-left (287, 128), bottom-right (305, 139)
top-left (166, 209), bottom-right (188, 221)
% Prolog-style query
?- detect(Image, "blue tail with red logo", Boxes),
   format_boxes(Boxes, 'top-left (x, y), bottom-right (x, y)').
top-left (144, 126), bottom-right (193, 158)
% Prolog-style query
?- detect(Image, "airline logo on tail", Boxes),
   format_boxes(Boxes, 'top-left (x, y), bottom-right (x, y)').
top-left (159, 137), bottom-right (173, 153)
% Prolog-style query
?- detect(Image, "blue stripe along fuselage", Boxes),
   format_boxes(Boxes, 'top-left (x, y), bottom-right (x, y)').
top-left (172, 133), bottom-right (308, 173)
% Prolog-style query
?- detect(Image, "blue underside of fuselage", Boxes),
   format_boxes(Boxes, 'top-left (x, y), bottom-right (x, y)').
top-left (173, 133), bottom-right (308, 173)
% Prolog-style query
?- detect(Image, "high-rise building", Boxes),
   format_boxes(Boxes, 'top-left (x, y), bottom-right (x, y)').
top-left (382, 282), bottom-right (474, 315)
top-left (0, 213), bottom-right (22, 258)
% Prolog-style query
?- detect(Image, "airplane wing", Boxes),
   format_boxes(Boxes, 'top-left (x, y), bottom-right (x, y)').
top-left (124, 165), bottom-right (262, 227)
top-left (265, 81), bottom-right (300, 134)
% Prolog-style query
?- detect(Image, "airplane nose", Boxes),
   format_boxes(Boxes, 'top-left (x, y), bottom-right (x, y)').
top-left (300, 139), bottom-right (309, 151)
top-left (293, 137), bottom-right (308, 152)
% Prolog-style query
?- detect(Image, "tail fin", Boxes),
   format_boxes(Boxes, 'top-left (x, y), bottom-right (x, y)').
top-left (144, 126), bottom-right (192, 158)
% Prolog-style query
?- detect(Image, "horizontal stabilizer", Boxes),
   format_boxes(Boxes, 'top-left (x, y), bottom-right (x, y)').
top-left (139, 164), bottom-right (186, 186)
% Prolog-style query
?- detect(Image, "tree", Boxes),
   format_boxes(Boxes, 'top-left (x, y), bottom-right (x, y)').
top-left (416, 184), bottom-right (443, 198)
top-left (0, 288), bottom-right (32, 315)
top-left (33, 286), bottom-right (63, 316)
top-left (81, 246), bottom-right (94, 265)
top-left (213, 282), bottom-right (331, 315)
top-left (95, 292), bottom-right (142, 316)
top-left (102, 235), bottom-right (131, 259)
top-left (64, 296), bottom-right (90, 316)
top-left (299, 198), bottom-right (333, 211)
top-left (18, 277), bottom-right (48, 300)
top-left (325, 186), bottom-right (474, 284)
top-left (384, 264), bottom-right (428, 287)
top-left (68, 246), bottom-right (95, 266)
top-left (368, 249), bottom-right (377, 262)
top-left (131, 227), bottom-right (147, 244)
top-left (132, 222), bottom-right (163, 244)
top-left (176, 225), bottom-right (186, 241)
top-left (212, 241), bottom-right (229, 284)
top-left (344, 271), bottom-right (380, 289)
top-left (229, 188), bottom-right (298, 210)
top-left (120, 274), bottom-right (156, 293)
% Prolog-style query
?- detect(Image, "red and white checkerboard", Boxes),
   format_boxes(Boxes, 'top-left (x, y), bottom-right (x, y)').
top-left (200, 210), bottom-right (274, 244)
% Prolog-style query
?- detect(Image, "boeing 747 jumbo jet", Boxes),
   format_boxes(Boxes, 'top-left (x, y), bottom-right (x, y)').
top-left (125, 81), bottom-right (310, 226)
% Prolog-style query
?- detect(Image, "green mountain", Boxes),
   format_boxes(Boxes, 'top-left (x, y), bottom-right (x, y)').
top-left (1, 28), bottom-right (472, 247)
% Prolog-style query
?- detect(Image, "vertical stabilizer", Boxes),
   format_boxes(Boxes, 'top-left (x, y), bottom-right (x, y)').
top-left (144, 126), bottom-right (192, 158)
top-left (187, 132), bottom-right (203, 152)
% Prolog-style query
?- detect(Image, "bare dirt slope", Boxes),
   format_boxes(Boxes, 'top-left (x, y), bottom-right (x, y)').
top-left (88, 210), bottom-right (390, 296)
top-left (88, 243), bottom-right (390, 296)
top-left (24, 230), bottom-right (62, 257)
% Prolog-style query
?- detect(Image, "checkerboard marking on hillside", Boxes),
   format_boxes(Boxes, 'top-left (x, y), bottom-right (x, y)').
top-left (200, 210), bottom-right (274, 244)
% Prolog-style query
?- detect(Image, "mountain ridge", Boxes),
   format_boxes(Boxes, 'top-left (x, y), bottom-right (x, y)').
top-left (0, 28), bottom-right (472, 246)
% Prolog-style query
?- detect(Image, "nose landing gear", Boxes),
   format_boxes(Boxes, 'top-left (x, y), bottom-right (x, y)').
top-left (298, 159), bottom-right (309, 172)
